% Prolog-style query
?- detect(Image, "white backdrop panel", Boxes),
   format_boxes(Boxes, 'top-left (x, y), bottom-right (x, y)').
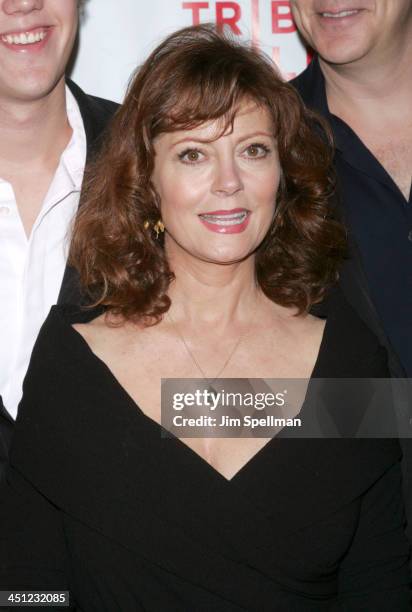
top-left (71, 0), bottom-right (308, 103)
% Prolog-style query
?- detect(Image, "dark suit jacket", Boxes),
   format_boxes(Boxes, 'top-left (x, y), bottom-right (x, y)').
top-left (0, 80), bottom-right (119, 482)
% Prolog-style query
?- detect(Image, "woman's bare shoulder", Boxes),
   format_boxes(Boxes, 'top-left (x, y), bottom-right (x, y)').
top-left (72, 312), bottom-right (129, 354)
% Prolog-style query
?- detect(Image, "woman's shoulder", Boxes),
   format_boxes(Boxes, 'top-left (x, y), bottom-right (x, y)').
top-left (11, 304), bottom-right (115, 499)
top-left (28, 303), bottom-right (106, 369)
top-left (16, 303), bottom-right (107, 424)
top-left (311, 284), bottom-right (389, 377)
top-left (44, 302), bottom-right (106, 330)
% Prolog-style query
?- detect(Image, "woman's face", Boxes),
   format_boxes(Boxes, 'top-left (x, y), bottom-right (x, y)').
top-left (152, 101), bottom-right (281, 266)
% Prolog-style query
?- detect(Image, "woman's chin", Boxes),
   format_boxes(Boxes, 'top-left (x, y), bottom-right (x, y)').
top-left (165, 235), bottom-right (256, 266)
top-left (198, 249), bottom-right (253, 266)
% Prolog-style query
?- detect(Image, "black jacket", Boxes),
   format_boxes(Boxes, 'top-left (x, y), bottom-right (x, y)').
top-left (0, 80), bottom-right (119, 482)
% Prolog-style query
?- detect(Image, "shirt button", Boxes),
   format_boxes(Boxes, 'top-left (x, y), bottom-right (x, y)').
top-left (0, 206), bottom-right (10, 217)
top-left (409, 230), bottom-right (412, 242)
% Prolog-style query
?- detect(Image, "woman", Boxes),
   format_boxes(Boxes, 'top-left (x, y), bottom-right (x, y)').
top-left (1, 25), bottom-right (410, 611)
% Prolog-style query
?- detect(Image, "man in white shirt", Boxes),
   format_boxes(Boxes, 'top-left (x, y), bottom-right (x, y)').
top-left (0, 0), bottom-right (118, 479)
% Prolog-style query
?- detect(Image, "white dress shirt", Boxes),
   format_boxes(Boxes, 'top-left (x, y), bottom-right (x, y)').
top-left (0, 86), bottom-right (87, 419)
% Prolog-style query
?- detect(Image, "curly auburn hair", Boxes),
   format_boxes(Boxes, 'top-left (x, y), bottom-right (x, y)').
top-left (69, 24), bottom-right (346, 323)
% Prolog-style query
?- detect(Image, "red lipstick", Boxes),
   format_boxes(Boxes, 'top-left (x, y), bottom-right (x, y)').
top-left (198, 208), bottom-right (251, 234)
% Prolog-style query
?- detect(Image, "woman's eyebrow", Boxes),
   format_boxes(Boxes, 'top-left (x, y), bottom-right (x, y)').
top-left (236, 131), bottom-right (274, 143)
top-left (171, 136), bottom-right (216, 147)
top-left (170, 131), bottom-right (274, 148)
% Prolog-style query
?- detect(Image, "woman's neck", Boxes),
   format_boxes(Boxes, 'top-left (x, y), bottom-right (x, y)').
top-left (166, 252), bottom-right (266, 330)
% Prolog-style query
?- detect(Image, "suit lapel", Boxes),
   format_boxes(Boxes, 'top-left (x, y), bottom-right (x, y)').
top-left (65, 79), bottom-right (118, 166)
top-left (57, 265), bottom-right (85, 307)
top-left (0, 397), bottom-right (13, 480)
top-left (57, 80), bottom-right (118, 306)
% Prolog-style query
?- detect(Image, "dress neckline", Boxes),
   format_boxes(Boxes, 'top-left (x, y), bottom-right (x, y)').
top-left (56, 305), bottom-right (330, 484)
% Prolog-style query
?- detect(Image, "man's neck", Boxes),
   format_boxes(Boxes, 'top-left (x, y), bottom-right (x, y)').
top-left (0, 77), bottom-right (71, 177)
top-left (320, 33), bottom-right (412, 124)
top-left (319, 30), bottom-right (412, 201)
top-left (0, 77), bottom-right (74, 238)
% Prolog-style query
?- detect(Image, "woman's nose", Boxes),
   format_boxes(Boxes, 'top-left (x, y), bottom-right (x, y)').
top-left (211, 158), bottom-right (244, 197)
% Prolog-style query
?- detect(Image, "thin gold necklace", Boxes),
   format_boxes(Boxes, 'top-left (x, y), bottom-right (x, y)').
top-left (167, 311), bottom-right (248, 389)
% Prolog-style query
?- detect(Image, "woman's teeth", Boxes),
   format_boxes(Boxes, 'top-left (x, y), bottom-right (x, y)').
top-left (199, 211), bottom-right (249, 226)
top-left (2, 30), bottom-right (46, 45)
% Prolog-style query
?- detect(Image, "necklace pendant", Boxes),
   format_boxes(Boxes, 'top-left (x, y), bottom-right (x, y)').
top-left (207, 384), bottom-right (219, 400)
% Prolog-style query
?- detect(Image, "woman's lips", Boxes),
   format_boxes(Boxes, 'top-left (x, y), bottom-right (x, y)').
top-left (198, 209), bottom-right (251, 234)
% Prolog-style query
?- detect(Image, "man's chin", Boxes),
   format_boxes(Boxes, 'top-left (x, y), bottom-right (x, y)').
top-left (0, 73), bottom-right (65, 103)
top-left (316, 42), bottom-right (370, 67)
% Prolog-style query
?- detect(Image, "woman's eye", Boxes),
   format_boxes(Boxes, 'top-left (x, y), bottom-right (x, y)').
top-left (178, 148), bottom-right (204, 164)
top-left (244, 143), bottom-right (271, 159)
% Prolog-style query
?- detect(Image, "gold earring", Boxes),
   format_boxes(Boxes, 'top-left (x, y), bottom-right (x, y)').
top-left (153, 220), bottom-right (165, 239)
top-left (143, 219), bottom-right (165, 238)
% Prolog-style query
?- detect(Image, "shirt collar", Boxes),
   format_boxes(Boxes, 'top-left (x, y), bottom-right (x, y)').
top-left (300, 57), bottom-right (358, 154)
top-left (300, 55), bottom-right (330, 116)
top-left (61, 84), bottom-right (87, 191)
top-left (299, 57), bottom-right (406, 199)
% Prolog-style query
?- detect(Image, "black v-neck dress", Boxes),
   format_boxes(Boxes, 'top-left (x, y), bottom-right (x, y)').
top-left (1, 290), bottom-right (410, 611)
